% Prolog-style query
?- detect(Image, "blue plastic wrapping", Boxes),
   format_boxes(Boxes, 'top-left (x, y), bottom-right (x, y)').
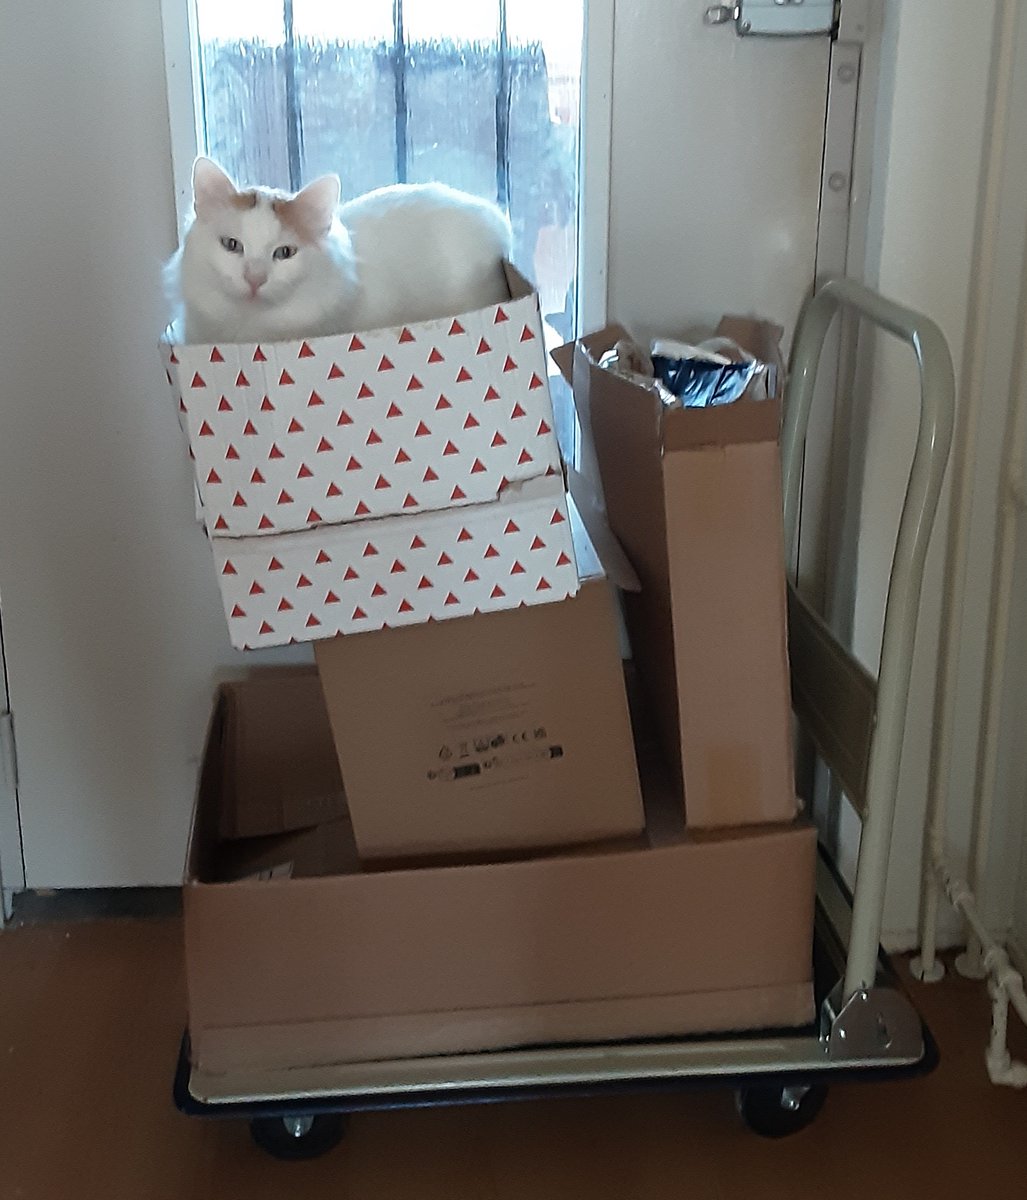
top-left (650, 337), bottom-right (764, 408)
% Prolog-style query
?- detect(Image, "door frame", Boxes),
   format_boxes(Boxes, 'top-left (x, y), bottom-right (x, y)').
top-left (0, 631), bottom-right (24, 924)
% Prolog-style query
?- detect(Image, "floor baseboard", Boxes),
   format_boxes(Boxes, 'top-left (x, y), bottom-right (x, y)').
top-left (7, 887), bottom-right (182, 926)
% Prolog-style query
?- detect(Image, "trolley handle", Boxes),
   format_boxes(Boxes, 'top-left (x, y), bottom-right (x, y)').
top-left (782, 278), bottom-right (955, 998)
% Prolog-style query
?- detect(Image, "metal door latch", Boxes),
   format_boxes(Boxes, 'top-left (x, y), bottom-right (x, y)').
top-left (704, 0), bottom-right (837, 37)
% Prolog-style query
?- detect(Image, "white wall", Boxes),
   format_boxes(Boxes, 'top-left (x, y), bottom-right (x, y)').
top-left (0, 1), bottom-right (306, 888)
top-left (849, 0), bottom-right (1027, 948)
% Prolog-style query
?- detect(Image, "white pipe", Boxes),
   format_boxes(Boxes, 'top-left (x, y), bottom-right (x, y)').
top-left (932, 850), bottom-right (1027, 1087)
top-left (916, 0), bottom-right (1018, 980)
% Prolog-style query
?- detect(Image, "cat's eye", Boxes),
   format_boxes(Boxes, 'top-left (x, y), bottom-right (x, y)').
top-left (219, 236), bottom-right (243, 254)
top-left (273, 245), bottom-right (298, 261)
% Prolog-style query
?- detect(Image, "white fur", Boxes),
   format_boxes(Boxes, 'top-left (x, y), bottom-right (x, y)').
top-left (339, 182), bottom-right (512, 332)
top-left (166, 160), bottom-right (513, 346)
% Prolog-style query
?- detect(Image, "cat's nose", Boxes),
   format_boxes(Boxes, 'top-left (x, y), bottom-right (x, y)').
top-left (243, 265), bottom-right (268, 295)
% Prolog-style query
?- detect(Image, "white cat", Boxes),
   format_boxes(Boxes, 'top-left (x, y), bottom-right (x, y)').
top-left (166, 158), bottom-right (513, 345)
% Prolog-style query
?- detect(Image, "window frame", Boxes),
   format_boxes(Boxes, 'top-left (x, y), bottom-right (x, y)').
top-left (159, 0), bottom-right (612, 333)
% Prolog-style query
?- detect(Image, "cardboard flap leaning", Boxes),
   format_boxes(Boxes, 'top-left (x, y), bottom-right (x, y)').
top-left (555, 318), bottom-right (797, 830)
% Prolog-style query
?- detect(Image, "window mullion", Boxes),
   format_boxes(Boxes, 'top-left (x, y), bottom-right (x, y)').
top-left (282, 0), bottom-right (304, 189)
top-left (495, 0), bottom-right (511, 209)
top-left (392, 0), bottom-right (409, 184)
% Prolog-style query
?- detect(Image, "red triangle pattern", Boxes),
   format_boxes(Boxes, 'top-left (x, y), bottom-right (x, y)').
top-left (177, 295), bottom-right (560, 542)
top-left (214, 489), bottom-right (577, 647)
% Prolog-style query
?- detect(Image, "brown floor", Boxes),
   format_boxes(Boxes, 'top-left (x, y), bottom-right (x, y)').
top-left (0, 919), bottom-right (1024, 1200)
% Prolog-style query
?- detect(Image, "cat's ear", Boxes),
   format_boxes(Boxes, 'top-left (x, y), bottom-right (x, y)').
top-left (192, 157), bottom-right (238, 221)
top-left (288, 175), bottom-right (341, 239)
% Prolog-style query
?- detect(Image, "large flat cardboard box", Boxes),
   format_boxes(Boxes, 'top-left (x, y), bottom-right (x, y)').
top-left (312, 501), bottom-right (644, 860)
top-left (160, 266), bottom-right (579, 649)
top-left (183, 670), bottom-right (817, 1076)
top-left (554, 321), bottom-right (797, 830)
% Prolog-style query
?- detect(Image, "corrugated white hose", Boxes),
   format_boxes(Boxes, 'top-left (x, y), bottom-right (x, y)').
top-left (935, 854), bottom-right (1027, 1086)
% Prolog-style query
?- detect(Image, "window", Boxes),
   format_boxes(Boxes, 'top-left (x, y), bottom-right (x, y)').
top-left (165, 0), bottom-right (610, 456)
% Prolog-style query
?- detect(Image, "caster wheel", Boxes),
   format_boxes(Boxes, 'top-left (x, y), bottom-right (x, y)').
top-left (735, 1083), bottom-right (827, 1138)
top-left (249, 1113), bottom-right (347, 1160)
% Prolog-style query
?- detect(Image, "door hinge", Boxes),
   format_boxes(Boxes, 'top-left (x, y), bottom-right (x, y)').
top-left (704, 0), bottom-right (839, 38)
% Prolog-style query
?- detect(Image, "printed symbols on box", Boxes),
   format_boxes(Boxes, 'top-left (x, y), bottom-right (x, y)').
top-left (165, 294), bottom-right (558, 537)
top-left (427, 727), bottom-right (562, 784)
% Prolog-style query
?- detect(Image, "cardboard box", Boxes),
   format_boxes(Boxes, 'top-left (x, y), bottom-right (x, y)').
top-left (554, 321), bottom-right (797, 829)
top-left (160, 266), bottom-right (579, 650)
top-left (209, 474), bottom-right (578, 649)
top-left (183, 670), bottom-right (817, 1075)
top-left (216, 669), bottom-right (347, 840)
top-left (312, 500), bottom-right (645, 860)
top-left (161, 266), bottom-right (559, 537)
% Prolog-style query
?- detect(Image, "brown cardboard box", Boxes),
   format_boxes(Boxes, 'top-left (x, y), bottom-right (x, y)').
top-left (312, 503), bottom-right (645, 860)
top-left (553, 321), bottom-right (797, 829)
top-left (183, 670), bottom-right (816, 1075)
top-left (217, 669), bottom-right (346, 840)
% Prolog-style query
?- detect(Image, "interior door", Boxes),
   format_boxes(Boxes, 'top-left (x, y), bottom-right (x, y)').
top-left (0, 0), bottom-right (844, 890)
top-left (606, 1), bottom-right (834, 344)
